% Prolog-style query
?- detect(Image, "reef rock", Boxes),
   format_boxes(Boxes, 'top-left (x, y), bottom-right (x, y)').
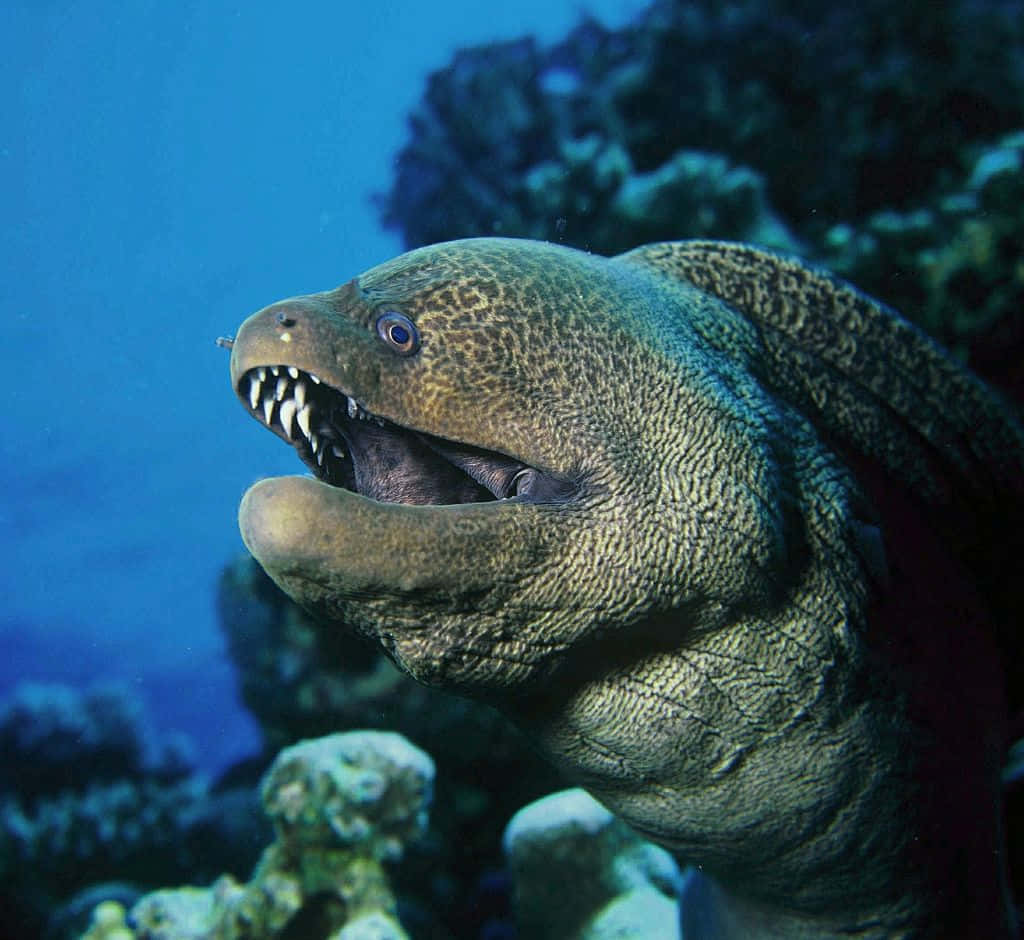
top-left (125, 731), bottom-right (433, 940)
top-left (377, 0), bottom-right (1024, 402)
top-left (503, 788), bottom-right (683, 939)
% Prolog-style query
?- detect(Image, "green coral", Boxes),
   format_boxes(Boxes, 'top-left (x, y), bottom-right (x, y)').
top-left (378, 2), bottom-right (1024, 398)
top-left (80, 900), bottom-right (134, 940)
top-left (382, 0), bottom-right (1024, 252)
top-left (88, 732), bottom-right (433, 940)
top-left (520, 143), bottom-right (800, 255)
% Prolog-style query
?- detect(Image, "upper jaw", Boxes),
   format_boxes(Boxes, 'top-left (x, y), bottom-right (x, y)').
top-left (229, 290), bottom-right (581, 508)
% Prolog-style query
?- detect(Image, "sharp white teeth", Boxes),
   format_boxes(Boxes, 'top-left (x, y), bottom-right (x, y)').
top-left (347, 397), bottom-right (358, 419)
top-left (309, 374), bottom-right (321, 384)
top-left (248, 378), bottom-right (261, 410)
top-left (275, 376), bottom-right (289, 401)
top-left (262, 395), bottom-right (276, 426)
top-left (257, 367), bottom-right (267, 382)
top-left (271, 366), bottom-right (280, 377)
top-left (297, 404), bottom-right (313, 439)
top-left (288, 366), bottom-right (299, 379)
top-left (332, 444), bottom-right (345, 459)
top-left (294, 380), bottom-right (307, 409)
top-left (311, 434), bottom-right (322, 453)
top-left (317, 447), bottom-right (326, 466)
top-left (279, 399), bottom-right (297, 438)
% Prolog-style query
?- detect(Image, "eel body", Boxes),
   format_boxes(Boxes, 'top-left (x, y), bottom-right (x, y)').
top-left (229, 237), bottom-right (1024, 938)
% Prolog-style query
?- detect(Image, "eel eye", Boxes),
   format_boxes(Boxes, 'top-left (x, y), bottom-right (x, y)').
top-left (376, 311), bottom-right (420, 356)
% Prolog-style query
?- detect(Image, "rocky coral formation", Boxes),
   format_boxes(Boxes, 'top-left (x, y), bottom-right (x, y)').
top-left (522, 141), bottom-right (801, 255)
top-left (819, 130), bottom-right (1024, 395)
top-left (0, 682), bottom-right (265, 940)
top-left (381, 0), bottom-right (1024, 253)
top-left (503, 788), bottom-right (684, 939)
top-left (99, 731), bottom-right (433, 940)
top-left (0, 681), bottom-right (192, 797)
top-left (81, 900), bottom-right (135, 940)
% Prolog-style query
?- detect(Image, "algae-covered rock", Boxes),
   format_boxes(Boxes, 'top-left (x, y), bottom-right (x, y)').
top-left (80, 899), bottom-right (135, 940)
top-left (333, 910), bottom-right (408, 940)
top-left (117, 731), bottom-right (432, 940)
top-left (607, 149), bottom-right (799, 254)
top-left (503, 788), bottom-right (683, 939)
top-left (262, 732), bottom-right (432, 862)
top-left (130, 887), bottom-right (217, 939)
top-left (519, 143), bottom-right (800, 255)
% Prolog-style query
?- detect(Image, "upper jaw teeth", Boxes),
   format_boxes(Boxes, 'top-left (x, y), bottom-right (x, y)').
top-left (296, 401), bottom-right (312, 438)
top-left (278, 399), bottom-right (297, 438)
top-left (243, 366), bottom-right (375, 465)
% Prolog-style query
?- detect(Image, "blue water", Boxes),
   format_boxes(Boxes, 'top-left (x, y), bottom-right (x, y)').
top-left (1, 0), bottom-right (643, 773)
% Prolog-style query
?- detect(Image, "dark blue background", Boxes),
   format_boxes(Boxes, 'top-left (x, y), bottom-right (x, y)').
top-left (1, 0), bottom-right (638, 772)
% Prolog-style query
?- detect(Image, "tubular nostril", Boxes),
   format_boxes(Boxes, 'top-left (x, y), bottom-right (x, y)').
top-left (276, 311), bottom-right (297, 328)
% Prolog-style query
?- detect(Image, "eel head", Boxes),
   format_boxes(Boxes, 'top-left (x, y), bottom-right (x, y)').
top-left (228, 238), bottom-right (778, 696)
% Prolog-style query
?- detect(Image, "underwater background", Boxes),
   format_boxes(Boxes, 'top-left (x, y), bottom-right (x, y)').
top-left (4, 0), bottom-right (1024, 937)
top-left (1, 0), bottom-right (642, 772)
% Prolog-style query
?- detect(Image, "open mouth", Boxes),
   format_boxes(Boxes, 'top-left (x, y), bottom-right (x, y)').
top-left (238, 365), bottom-right (575, 506)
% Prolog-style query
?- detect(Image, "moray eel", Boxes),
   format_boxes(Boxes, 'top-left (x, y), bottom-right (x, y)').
top-left (229, 238), bottom-right (1024, 938)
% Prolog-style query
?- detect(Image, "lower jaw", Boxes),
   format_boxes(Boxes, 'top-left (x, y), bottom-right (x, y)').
top-left (237, 473), bottom-right (529, 598)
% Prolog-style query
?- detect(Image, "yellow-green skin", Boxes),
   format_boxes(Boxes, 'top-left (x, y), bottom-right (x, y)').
top-left (231, 238), bottom-right (1024, 938)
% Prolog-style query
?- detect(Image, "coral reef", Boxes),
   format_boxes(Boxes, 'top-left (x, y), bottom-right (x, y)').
top-left (381, 0), bottom-right (1024, 253)
top-left (0, 681), bottom-right (191, 797)
top-left (819, 130), bottom-right (1024, 393)
top-left (8, 565), bottom-right (544, 936)
top-left (0, 682), bottom-right (265, 940)
top-left (523, 141), bottom-right (801, 255)
top-left (378, 0), bottom-right (1024, 401)
top-left (503, 788), bottom-right (684, 939)
top-left (111, 731), bottom-right (433, 940)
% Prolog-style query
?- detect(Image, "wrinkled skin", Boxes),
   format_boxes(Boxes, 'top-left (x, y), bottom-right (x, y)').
top-left (229, 238), bottom-right (1024, 938)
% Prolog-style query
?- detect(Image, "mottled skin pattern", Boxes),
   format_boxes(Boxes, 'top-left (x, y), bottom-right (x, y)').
top-left (230, 238), bottom-right (1024, 938)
